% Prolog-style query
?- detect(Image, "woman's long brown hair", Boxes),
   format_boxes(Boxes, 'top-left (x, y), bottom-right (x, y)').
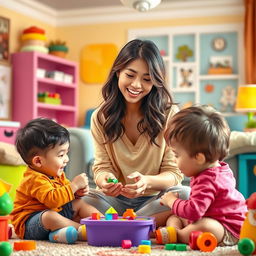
top-left (98, 39), bottom-right (175, 145)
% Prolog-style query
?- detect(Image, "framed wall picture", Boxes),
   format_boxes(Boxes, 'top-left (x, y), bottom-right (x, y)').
top-left (176, 66), bottom-right (196, 88)
top-left (0, 16), bottom-right (10, 63)
top-left (0, 64), bottom-right (11, 119)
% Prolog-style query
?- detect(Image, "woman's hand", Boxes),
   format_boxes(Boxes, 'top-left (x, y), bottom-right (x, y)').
top-left (121, 171), bottom-right (148, 198)
top-left (99, 174), bottom-right (123, 197)
top-left (160, 191), bottom-right (178, 208)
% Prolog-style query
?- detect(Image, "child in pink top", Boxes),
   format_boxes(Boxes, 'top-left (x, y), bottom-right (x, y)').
top-left (160, 105), bottom-right (247, 246)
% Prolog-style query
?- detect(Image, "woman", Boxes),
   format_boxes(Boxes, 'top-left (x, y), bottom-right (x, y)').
top-left (84, 39), bottom-right (190, 226)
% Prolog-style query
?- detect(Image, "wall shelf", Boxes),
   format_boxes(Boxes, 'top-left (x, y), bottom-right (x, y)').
top-left (129, 24), bottom-right (244, 115)
top-left (12, 51), bottom-right (78, 127)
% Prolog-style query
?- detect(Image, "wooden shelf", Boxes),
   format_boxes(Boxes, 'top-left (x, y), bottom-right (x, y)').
top-left (199, 74), bottom-right (239, 80)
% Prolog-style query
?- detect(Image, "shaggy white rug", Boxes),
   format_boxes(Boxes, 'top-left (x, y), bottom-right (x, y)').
top-left (9, 239), bottom-right (242, 256)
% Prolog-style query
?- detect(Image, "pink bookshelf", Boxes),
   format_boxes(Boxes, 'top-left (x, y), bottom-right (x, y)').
top-left (12, 52), bottom-right (78, 127)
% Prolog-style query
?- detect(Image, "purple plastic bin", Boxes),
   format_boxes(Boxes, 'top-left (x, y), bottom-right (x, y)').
top-left (81, 216), bottom-right (155, 247)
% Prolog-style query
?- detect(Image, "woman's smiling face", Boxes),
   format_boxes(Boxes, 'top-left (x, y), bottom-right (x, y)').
top-left (118, 58), bottom-right (154, 105)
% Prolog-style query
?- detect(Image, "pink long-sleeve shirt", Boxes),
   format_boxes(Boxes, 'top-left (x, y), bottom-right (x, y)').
top-left (172, 162), bottom-right (247, 238)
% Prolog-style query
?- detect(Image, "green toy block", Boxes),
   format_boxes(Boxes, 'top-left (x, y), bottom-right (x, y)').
top-left (165, 243), bottom-right (176, 250)
top-left (107, 178), bottom-right (118, 184)
top-left (176, 244), bottom-right (187, 251)
top-left (165, 243), bottom-right (187, 251)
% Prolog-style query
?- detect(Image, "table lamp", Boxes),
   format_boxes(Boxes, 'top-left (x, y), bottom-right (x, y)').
top-left (235, 84), bottom-right (256, 131)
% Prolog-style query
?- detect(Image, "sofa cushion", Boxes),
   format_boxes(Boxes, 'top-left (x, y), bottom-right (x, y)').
top-left (229, 131), bottom-right (256, 157)
top-left (0, 142), bottom-right (25, 166)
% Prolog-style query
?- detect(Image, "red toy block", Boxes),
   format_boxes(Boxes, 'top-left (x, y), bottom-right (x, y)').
top-left (91, 213), bottom-right (100, 220)
top-left (122, 239), bottom-right (132, 249)
top-left (112, 213), bottom-right (118, 219)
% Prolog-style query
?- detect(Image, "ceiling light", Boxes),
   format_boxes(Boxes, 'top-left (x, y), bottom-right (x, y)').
top-left (120, 0), bottom-right (162, 12)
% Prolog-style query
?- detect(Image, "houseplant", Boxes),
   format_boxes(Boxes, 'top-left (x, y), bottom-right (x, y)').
top-left (48, 40), bottom-right (68, 58)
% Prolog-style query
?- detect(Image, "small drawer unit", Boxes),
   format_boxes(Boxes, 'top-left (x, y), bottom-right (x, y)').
top-left (238, 153), bottom-right (256, 199)
top-left (0, 121), bottom-right (20, 144)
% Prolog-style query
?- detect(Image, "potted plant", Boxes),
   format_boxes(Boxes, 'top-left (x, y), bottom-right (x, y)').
top-left (48, 40), bottom-right (68, 58)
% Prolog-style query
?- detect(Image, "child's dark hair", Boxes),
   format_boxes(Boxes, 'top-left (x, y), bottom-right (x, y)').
top-left (98, 39), bottom-right (174, 145)
top-left (16, 118), bottom-right (70, 165)
top-left (165, 105), bottom-right (230, 162)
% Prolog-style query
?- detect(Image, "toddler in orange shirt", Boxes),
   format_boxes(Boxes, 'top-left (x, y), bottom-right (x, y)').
top-left (11, 118), bottom-right (100, 243)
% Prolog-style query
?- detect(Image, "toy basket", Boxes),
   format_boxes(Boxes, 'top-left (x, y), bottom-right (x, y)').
top-left (81, 216), bottom-right (155, 247)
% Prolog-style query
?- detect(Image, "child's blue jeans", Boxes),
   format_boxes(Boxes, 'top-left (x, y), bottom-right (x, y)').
top-left (24, 201), bottom-right (74, 240)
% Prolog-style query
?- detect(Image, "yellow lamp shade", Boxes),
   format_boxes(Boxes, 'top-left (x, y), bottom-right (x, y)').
top-left (235, 85), bottom-right (256, 112)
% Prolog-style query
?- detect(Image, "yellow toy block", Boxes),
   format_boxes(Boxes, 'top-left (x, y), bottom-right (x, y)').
top-left (138, 244), bottom-right (151, 253)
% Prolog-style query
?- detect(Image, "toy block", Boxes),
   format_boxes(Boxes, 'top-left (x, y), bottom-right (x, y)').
top-left (138, 244), bottom-right (151, 254)
top-left (123, 209), bottom-right (136, 220)
top-left (107, 178), bottom-right (118, 184)
top-left (165, 243), bottom-right (187, 251)
top-left (105, 213), bottom-right (113, 220)
top-left (105, 207), bottom-right (117, 214)
top-left (141, 240), bottom-right (151, 245)
top-left (91, 213), bottom-right (100, 220)
top-left (14, 240), bottom-right (36, 251)
top-left (165, 243), bottom-right (176, 250)
top-left (176, 244), bottom-right (187, 251)
top-left (122, 239), bottom-right (132, 249)
top-left (112, 213), bottom-right (118, 219)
